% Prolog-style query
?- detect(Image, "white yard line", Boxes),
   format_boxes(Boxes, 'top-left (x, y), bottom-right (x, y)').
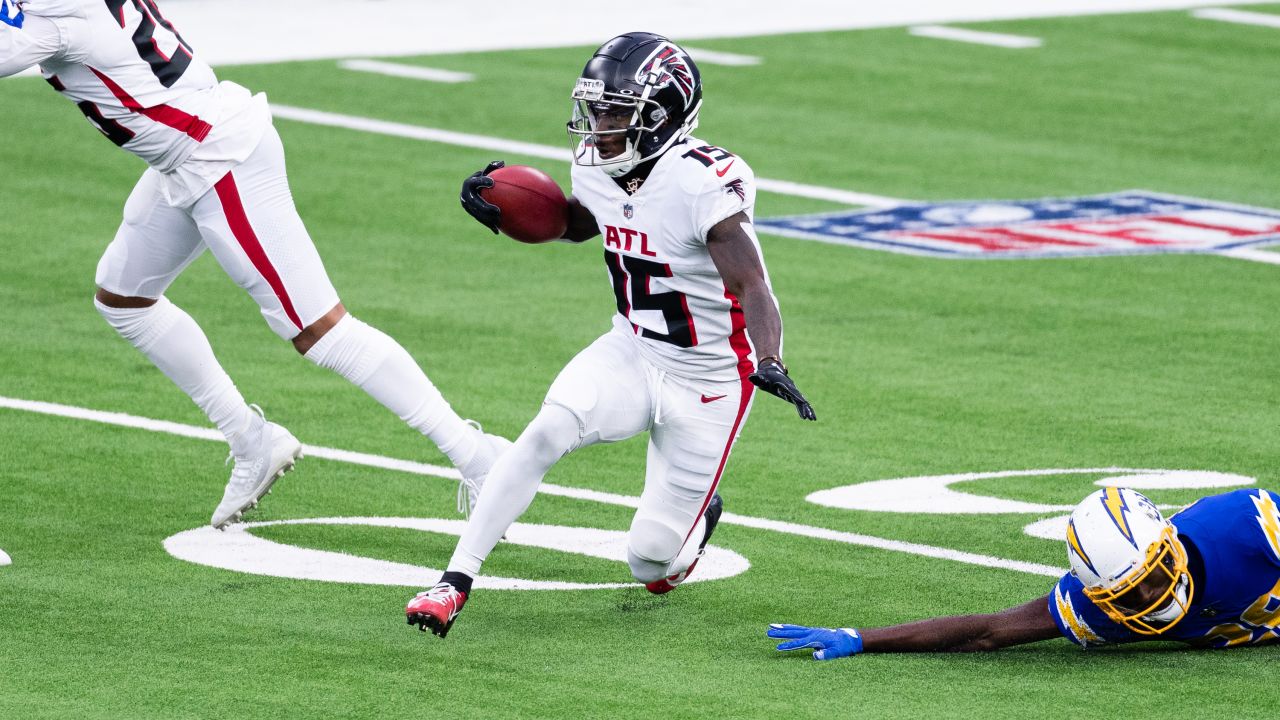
top-left (272, 104), bottom-right (568, 160)
top-left (270, 104), bottom-right (909, 209)
top-left (682, 47), bottom-right (764, 66)
top-left (337, 59), bottom-right (475, 83)
top-left (1191, 7), bottom-right (1280, 28)
top-left (1216, 247), bottom-right (1280, 265)
top-left (908, 25), bottom-right (1044, 47)
top-left (0, 395), bottom-right (1062, 578)
top-left (753, 178), bottom-right (905, 209)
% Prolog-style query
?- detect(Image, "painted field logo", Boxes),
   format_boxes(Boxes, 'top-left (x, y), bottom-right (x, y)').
top-left (756, 191), bottom-right (1280, 259)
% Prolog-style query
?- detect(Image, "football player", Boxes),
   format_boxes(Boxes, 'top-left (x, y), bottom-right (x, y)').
top-left (406, 32), bottom-right (815, 637)
top-left (767, 487), bottom-right (1280, 659)
top-left (0, 0), bottom-right (508, 527)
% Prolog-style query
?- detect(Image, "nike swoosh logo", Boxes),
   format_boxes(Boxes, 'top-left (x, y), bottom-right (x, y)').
top-left (701, 394), bottom-right (727, 403)
top-left (715, 160), bottom-right (735, 177)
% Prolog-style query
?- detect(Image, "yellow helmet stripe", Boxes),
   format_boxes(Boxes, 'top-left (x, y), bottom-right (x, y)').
top-left (1065, 519), bottom-right (1098, 576)
top-left (1101, 486), bottom-right (1138, 549)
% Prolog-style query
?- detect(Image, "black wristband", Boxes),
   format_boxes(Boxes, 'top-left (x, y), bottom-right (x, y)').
top-left (758, 356), bottom-right (787, 374)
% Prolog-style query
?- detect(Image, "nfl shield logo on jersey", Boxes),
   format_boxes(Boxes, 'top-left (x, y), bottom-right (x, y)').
top-left (622, 203), bottom-right (634, 219)
top-left (756, 191), bottom-right (1280, 259)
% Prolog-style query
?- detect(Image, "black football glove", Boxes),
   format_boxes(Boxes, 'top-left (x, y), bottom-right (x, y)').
top-left (460, 160), bottom-right (505, 234)
top-left (749, 361), bottom-right (816, 421)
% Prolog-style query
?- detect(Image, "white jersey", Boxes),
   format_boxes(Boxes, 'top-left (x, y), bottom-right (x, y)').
top-left (570, 137), bottom-right (776, 382)
top-left (1, 0), bottom-right (269, 204)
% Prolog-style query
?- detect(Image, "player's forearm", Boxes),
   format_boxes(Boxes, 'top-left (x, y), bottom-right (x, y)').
top-left (0, 19), bottom-right (60, 78)
top-left (737, 283), bottom-right (782, 362)
top-left (0, 29), bottom-right (37, 76)
top-left (561, 196), bottom-right (600, 243)
top-left (859, 614), bottom-right (1012, 653)
top-left (859, 596), bottom-right (1060, 653)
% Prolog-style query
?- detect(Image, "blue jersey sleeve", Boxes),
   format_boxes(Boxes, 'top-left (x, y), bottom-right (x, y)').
top-left (1174, 489), bottom-right (1280, 569)
top-left (1047, 573), bottom-right (1138, 648)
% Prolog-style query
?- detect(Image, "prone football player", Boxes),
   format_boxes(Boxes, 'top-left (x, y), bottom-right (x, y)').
top-left (767, 487), bottom-right (1280, 658)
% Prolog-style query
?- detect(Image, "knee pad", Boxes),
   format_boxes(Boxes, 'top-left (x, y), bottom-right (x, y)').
top-left (95, 295), bottom-right (181, 351)
top-left (627, 519), bottom-right (683, 583)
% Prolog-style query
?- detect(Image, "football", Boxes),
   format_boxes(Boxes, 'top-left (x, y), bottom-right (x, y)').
top-left (481, 165), bottom-right (570, 243)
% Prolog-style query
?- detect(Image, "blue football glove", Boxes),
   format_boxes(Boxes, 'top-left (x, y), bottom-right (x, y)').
top-left (768, 624), bottom-right (863, 661)
top-left (1, 0), bottom-right (25, 28)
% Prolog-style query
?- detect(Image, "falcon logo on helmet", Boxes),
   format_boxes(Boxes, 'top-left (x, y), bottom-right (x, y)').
top-left (1066, 487), bottom-right (1195, 635)
top-left (636, 43), bottom-right (697, 110)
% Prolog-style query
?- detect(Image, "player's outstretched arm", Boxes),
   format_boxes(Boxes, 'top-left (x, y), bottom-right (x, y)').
top-left (768, 595), bottom-right (1060, 660)
top-left (708, 212), bottom-right (815, 421)
top-left (0, 7), bottom-right (64, 78)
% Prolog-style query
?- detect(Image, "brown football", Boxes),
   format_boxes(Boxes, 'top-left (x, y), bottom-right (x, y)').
top-left (480, 165), bottom-right (570, 244)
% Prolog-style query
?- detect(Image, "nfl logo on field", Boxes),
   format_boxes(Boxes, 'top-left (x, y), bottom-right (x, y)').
top-left (756, 191), bottom-right (1280, 259)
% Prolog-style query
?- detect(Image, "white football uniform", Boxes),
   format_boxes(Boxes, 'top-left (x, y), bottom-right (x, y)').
top-left (569, 136), bottom-right (773, 383)
top-left (544, 138), bottom-right (775, 569)
top-left (1, 0), bottom-right (337, 338)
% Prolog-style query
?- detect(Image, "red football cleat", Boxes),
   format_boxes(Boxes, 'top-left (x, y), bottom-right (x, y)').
top-left (645, 493), bottom-right (723, 595)
top-left (406, 582), bottom-right (468, 638)
top-left (645, 558), bottom-right (702, 595)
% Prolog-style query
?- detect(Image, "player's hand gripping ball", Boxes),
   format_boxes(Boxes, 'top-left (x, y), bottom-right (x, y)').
top-left (460, 160), bottom-right (569, 243)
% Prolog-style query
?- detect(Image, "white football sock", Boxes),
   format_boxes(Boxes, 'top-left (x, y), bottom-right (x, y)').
top-left (303, 314), bottom-right (481, 468)
top-left (95, 297), bottom-right (260, 453)
top-left (447, 404), bottom-right (580, 576)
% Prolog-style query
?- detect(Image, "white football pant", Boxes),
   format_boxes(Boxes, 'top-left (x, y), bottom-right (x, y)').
top-left (96, 125), bottom-right (339, 338)
top-left (449, 327), bottom-right (754, 583)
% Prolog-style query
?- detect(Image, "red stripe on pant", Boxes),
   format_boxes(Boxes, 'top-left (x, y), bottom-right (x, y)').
top-left (680, 293), bottom-right (756, 547)
top-left (214, 173), bottom-right (305, 332)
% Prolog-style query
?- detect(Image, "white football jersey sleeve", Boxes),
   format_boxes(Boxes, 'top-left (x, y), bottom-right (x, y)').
top-left (6, 0), bottom-right (266, 182)
top-left (570, 137), bottom-right (776, 382)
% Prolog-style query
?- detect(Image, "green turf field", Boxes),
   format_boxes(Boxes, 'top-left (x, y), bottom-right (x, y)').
top-left (2, 6), bottom-right (1278, 719)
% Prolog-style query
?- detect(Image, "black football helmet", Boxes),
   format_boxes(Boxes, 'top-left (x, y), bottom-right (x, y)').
top-left (567, 32), bottom-right (703, 177)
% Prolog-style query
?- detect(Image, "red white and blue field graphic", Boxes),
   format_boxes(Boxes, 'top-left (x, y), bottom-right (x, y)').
top-left (756, 191), bottom-right (1280, 259)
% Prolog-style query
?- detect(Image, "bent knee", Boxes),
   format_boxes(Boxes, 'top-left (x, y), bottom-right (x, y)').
top-left (95, 287), bottom-right (157, 309)
top-left (627, 520), bottom-right (682, 582)
top-left (517, 405), bottom-right (581, 464)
